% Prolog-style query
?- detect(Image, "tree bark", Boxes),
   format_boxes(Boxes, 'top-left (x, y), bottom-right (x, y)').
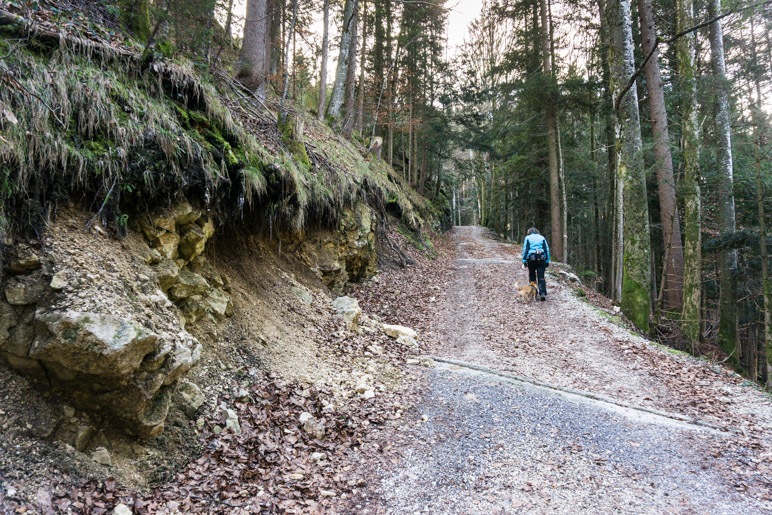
top-left (342, 2), bottom-right (359, 137)
top-left (317, 0), bottom-right (330, 121)
top-left (327, 0), bottom-right (358, 123)
top-left (607, 0), bottom-right (652, 331)
top-left (356, 0), bottom-right (368, 136)
top-left (676, 0), bottom-right (702, 345)
top-left (708, 0), bottom-right (739, 361)
top-left (750, 13), bottom-right (770, 385)
top-left (278, 0), bottom-right (297, 125)
top-left (237, 0), bottom-right (272, 97)
top-left (637, 0), bottom-right (685, 314)
top-left (539, 0), bottom-right (563, 261)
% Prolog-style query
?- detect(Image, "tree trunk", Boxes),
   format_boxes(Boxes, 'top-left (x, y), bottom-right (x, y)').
top-left (539, 0), bottom-right (563, 261)
top-left (120, 0), bottom-right (151, 40)
top-left (278, 0), bottom-right (298, 125)
top-left (270, 0), bottom-right (282, 82)
top-left (237, 0), bottom-right (272, 97)
top-left (317, 0), bottom-right (330, 121)
top-left (342, 2), bottom-right (359, 136)
top-left (637, 0), bottom-right (684, 314)
top-left (327, 0), bottom-right (358, 123)
top-left (750, 13), bottom-right (770, 385)
top-left (356, 0), bottom-right (368, 136)
top-left (676, 0), bottom-right (702, 346)
top-left (607, 0), bottom-right (652, 331)
top-left (708, 0), bottom-right (738, 362)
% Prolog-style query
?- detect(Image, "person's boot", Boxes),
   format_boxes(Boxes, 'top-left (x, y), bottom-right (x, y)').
top-left (539, 280), bottom-right (547, 301)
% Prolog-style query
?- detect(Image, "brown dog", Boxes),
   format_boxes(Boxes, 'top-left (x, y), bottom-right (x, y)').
top-left (517, 282), bottom-right (538, 302)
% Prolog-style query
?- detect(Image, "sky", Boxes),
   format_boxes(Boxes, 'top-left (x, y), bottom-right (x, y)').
top-left (444, 0), bottom-right (484, 55)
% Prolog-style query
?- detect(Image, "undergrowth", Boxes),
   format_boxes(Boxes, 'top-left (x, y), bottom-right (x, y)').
top-left (0, 14), bottom-right (432, 239)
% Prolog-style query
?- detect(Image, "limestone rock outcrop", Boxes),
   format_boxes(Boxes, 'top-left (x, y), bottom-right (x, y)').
top-left (0, 202), bottom-right (231, 436)
top-left (292, 203), bottom-right (377, 293)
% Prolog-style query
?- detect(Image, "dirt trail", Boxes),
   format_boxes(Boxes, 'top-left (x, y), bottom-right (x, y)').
top-left (351, 226), bottom-right (772, 514)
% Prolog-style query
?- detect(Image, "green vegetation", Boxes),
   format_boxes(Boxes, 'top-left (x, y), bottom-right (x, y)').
top-left (0, 22), bottom-right (431, 240)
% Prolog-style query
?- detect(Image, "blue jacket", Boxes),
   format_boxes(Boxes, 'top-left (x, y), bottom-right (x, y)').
top-left (522, 234), bottom-right (550, 264)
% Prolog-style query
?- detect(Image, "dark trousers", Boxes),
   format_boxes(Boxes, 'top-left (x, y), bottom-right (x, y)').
top-left (527, 261), bottom-right (547, 296)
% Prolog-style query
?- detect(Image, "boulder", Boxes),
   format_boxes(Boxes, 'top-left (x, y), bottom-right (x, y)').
top-left (332, 296), bottom-right (361, 331)
top-left (30, 311), bottom-right (158, 378)
top-left (172, 201), bottom-right (200, 225)
top-left (167, 270), bottom-right (209, 301)
top-left (151, 231), bottom-right (180, 260)
top-left (0, 301), bottom-right (18, 343)
top-left (178, 224), bottom-right (207, 262)
top-left (153, 259), bottom-right (180, 292)
top-left (1, 308), bottom-right (34, 356)
top-left (5, 244), bottom-right (42, 273)
top-left (189, 256), bottom-right (224, 289)
top-left (198, 217), bottom-right (215, 239)
top-left (4, 274), bottom-right (46, 306)
top-left (202, 289), bottom-right (233, 320)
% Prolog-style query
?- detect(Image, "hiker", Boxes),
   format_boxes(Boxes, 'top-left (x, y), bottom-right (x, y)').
top-left (522, 227), bottom-right (550, 301)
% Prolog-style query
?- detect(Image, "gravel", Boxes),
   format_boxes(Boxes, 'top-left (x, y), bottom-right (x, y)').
top-left (348, 226), bottom-right (772, 514)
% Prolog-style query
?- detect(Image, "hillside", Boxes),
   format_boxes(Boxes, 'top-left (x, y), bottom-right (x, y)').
top-left (0, 2), bottom-right (443, 511)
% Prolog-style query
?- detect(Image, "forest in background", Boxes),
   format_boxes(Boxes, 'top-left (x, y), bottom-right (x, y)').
top-left (1, 0), bottom-right (770, 386)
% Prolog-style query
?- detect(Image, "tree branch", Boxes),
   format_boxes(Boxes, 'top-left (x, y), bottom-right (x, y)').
top-left (614, 0), bottom-right (772, 111)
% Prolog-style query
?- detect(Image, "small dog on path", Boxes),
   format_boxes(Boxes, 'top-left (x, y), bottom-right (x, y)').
top-left (517, 282), bottom-right (538, 302)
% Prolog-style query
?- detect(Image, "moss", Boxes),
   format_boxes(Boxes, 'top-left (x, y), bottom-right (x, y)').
top-left (621, 273), bottom-right (650, 332)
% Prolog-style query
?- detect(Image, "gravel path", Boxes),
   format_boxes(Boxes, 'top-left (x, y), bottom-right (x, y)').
top-left (352, 226), bottom-right (772, 514)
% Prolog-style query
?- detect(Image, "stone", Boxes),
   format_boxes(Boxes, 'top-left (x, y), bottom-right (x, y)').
top-left (50, 271), bottom-right (68, 290)
top-left (173, 202), bottom-right (200, 225)
top-left (198, 218), bottom-right (215, 239)
top-left (332, 296), bottom-right (361, 331)
top-left (167, 270), bottom-right (209, 301)
top-left (203, 289), bottom-right (232, 320)
top-left (91, 447), bottom-right (112, 466)
top-left (0, 302), bottom-right (18, 344)
top-left (302, 415), bottom-right (325, 440)
top-left (4, 275), bottom-right (46, 306)
top-left (75, 425), bottom-right (93, 451)
top-left (299, 412), bottom-right (313, 424)
top-left (162, 339), bottom-right (201, 385)
top-left (151, 232), bottom-right (180, 260)
top-left (63, 406), bottom-right (75, 418)
top-left (139, 216), bottom-right (169, 241)
top-left (1, 352), bottom-right (45, 377)
top-left (179, 296), bottom-right (208, 324)
top-left (223, 408), bottom-right (241, 434)
top-left (558, 270), bottom-right (582, 285)
top-left (290, 287), bottom-right (314, 305)
top-left (311, 452), bottom-right (326, 461)
top-left (6, 245), bottom-right (42, 273)
top-left (383, 324), bottom-right (417, 340)
top-left (396, 334), bottom-right (419, 348)
top-left (112, 503), bottom-right (133, 515)
top-left (178, 224), bottom-right (207, 262)
top-left (31, 311), bottom-right (158, 378)
top-left (361, 389), bottom-right (375, 400)
top-left (189, 256), bottom-right (224, 288)
top-left (175, 380), bottom-right (206, 418)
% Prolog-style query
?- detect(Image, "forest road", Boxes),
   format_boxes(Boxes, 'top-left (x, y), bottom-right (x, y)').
top-left (354, 226), bottom-right (772, 514)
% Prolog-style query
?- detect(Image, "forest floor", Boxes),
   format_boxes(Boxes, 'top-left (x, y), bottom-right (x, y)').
top-left (1, 225), bottom-right (770, 514)
top-left (346, 226), bottom-right (772, 514)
